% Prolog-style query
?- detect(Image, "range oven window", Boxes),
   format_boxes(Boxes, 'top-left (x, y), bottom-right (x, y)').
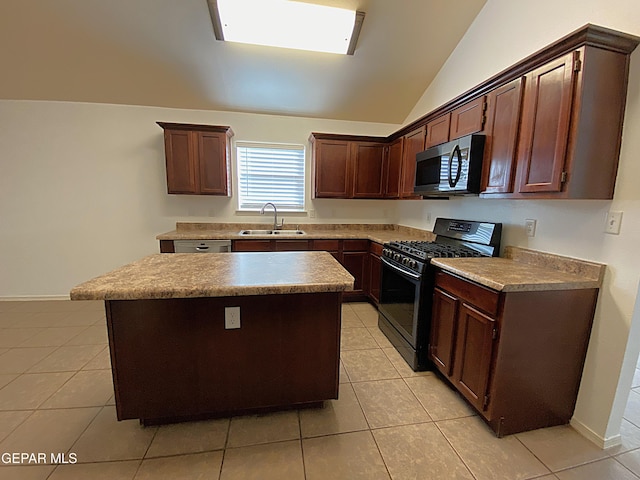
top-left (379, 263), bottom-right (420, 346)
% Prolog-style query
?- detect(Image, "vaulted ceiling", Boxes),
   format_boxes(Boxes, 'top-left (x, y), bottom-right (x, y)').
top-left (0, 0), bottom-right (486, 123)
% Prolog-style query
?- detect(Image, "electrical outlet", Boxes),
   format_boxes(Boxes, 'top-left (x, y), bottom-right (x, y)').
top-left (224, 306), bottom-right (241, 329)
top-left (525, 219), bottom-right (537, 237)
top-left (605, 211), bottom-right (623, 235)
top-left (309, 209), bottom-right (316, 218)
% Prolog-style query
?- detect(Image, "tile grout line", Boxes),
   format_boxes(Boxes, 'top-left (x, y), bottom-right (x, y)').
top-left (216, 411), bottom-right (233, 479)
top-left (511, 434), bottom-right (554, 478)
top-left (432, 419), bottom-right (479, 480)
top-left (611, 455), bottom-right (640, 479)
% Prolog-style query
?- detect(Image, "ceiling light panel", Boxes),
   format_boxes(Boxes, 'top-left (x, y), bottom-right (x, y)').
top-left (212, 0), bottom-right (362, 55)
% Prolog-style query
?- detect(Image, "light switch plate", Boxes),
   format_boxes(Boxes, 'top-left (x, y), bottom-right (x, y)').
top-left (605, 211), bottom-right (623, 235)
top-left (225, 306), bottom-right (241, 329)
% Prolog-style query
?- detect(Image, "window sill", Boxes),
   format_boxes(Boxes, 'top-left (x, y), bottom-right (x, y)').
top-left (235, 210), bottom-right (308, 216)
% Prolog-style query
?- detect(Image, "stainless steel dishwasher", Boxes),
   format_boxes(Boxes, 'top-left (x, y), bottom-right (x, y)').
top-left (173, 240), bottom-right (231, 253)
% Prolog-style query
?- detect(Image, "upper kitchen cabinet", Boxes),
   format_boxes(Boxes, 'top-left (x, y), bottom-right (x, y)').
top-left (311, 137), bottom-right (351, 198)
top-left (309, 25), bottom-right (638, 202)
top-left (481, 78), bottom-right (524, 194)
top-left (157, 123), bottom-right (233, 196)
top-left (511, 45), bottom-right (631, 198)
top-left (515, 52), bottom-right (576, 195)
top-left (479, 26), bottom-right (639, 199)
top-left (352, 142), bottom-right (386, 198)
top-left (449, 96), bottom-right (486, 140)
top-left (310, 134), bottom-right (386, 199)
top-left (400, 126), bottom-right (426, 198)
top-left (384, 137), bottom-right (403, 198)
top-left (424, 97), bottom-right (486, 150)
top-left (425, 114), bottom-right (450, 149)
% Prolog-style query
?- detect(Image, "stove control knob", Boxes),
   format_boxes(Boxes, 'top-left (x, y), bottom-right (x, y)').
top-left (409, 260), bottom-right (417, 269)
top-left (393, 253), bottom-right (401, 261)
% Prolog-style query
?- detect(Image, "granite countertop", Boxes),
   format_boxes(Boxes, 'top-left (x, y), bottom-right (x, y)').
top-left (431, 246), bottom-right (605, 292)
top-left (70, 251), bottom-right (355, 300)
top-left (156, 222), bottom-right (435, 244)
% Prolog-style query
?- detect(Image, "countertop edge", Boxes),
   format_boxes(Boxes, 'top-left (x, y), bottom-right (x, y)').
top-left (70, 282), bottom-right (355, 301)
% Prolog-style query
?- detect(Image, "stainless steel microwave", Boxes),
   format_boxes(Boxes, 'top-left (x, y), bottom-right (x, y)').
top-left (414, 134), bottom-right (485, 196)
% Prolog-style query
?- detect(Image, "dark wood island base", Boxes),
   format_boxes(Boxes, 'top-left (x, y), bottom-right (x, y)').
top-left (105, 292), bottom-right (342, 425)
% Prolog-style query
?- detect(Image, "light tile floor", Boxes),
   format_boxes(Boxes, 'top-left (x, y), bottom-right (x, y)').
top-left (1, 300), bottom-right (640, 479)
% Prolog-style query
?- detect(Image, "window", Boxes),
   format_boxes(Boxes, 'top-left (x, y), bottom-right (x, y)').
top-left (236, 142), bottom-right (305, 211)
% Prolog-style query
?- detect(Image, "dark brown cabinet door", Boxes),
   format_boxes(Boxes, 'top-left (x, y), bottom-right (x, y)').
top-left (385, 137), bottom-right (403, 198)
top-left (430, 288), bottom-right (459, 376)
top-left (425, 113), bottom-right (451, 148)
top-left (368, 252), bottom-right (381, 303)
top-left (453, 303), bottom-right (496, 413)
top-left (342, 251), bottom-right (367, 297)
top-left (164, 130), bottom-right (197, 194)
top-left (481, 79), bottom-right (524, 194)
top-left (400, 126), bottom-right (425, 198)
top-left (314, 139), bottom-right (351, 198)
top-left (352, 142), bottom-right (386, 198)
top-left (516, 52), bottom-right (577, 194)
top-left (449, 97), bottom-right (486, 140)
top-left (159, 123), bottom-right (232, 196)
top-left (198, 131), bottom-right (229, 195)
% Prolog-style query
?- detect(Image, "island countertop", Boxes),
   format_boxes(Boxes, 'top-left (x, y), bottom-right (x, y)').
top-left (70, 251), bottom-right (355, 300)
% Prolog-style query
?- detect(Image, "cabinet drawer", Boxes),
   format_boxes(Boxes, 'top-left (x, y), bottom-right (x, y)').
top-left (343, 239), bottom-right (369, 252)
top-left (369, 241), bottom-right (383, 256)
top-left (275, 240), bottom-right (310, 251)
top-left (435, 271), bottom-right (500, 316)
top-left (311, 239), bottom-right (340, 251)
top-left (232, 240), bottom-right (273, 252)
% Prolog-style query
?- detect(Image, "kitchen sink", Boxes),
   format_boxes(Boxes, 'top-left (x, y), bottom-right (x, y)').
top-left (239, 229), bottom-right (306, 235)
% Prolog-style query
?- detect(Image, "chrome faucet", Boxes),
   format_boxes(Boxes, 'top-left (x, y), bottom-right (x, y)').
top-left (260, 202), bottom-right (284, 230)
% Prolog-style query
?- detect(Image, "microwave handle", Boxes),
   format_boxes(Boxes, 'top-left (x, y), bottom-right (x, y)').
top-left (448, 145), bottom-right (462, 187)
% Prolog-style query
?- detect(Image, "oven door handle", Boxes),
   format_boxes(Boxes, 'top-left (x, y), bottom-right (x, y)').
top-left (381, 257), bottom-right (423, 281)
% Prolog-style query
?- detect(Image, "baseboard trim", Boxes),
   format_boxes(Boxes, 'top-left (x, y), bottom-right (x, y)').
top-left (570, 418), bottom-right (621, 449)
top-left (0, 295), bottom-right (71, 301)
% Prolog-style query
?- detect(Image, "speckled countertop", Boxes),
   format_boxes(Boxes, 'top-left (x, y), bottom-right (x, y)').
top-left (431, 246), bottom-right (605, 292)
top-left (70, 252), bottom-right (355, 300)
top-left (156, 222), bottom-right (435, 244)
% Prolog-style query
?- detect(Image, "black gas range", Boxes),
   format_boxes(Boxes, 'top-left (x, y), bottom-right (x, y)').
top-left (377, 218), bottom-right (502, 370)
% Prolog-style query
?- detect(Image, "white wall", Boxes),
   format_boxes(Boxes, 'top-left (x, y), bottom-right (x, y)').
top-left (398, 0), bottom-right (640, 445)
top-left (0, 101), bottom-right (399, 298)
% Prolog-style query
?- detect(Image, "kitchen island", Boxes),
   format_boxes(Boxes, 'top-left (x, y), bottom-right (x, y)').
top-left (70, 251), bottom-right (354, 425)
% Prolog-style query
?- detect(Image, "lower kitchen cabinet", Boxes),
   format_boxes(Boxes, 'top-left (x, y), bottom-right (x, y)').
top-left (367, 242), bottom-right (383, 304)
top-left (341, 240), bottom-right (369, 301)
top-left (430, 270), bottom-right (599, 436)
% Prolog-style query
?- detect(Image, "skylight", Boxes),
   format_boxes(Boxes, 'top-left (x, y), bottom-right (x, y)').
top-left (208, 0), bottom-right (365, 55)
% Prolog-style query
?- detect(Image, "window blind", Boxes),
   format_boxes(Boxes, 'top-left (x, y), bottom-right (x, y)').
top-left (237, 143), bottom-right (305, 211)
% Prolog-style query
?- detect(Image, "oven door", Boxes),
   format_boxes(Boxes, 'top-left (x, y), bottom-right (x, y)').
top-left (378, 257), bottom-right (423, 347)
